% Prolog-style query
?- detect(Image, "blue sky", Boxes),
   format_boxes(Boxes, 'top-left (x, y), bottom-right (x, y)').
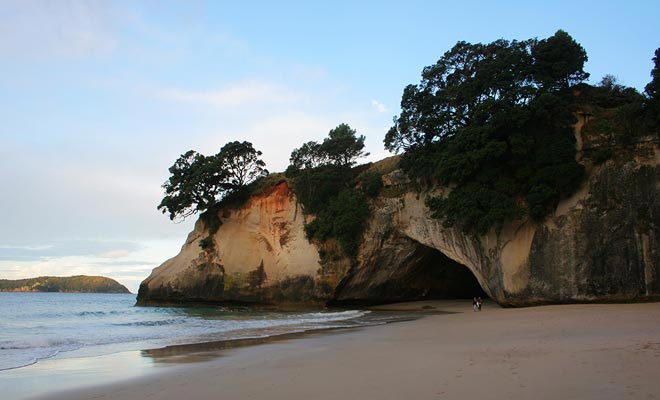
top-left (1, 0), bottom-right (658, 292)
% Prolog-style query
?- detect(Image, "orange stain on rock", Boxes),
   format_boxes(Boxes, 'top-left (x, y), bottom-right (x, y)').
top-left (243, 182), bottom-right (294, 253)
top-left (255, 181), bottom-right (291, 215)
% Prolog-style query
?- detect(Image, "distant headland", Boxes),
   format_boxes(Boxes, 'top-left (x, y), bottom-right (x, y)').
top-left (0, 275), bottom-right (131, 294)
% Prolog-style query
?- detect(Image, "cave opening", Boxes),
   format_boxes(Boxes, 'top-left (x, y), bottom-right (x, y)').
top-left (403, 244), bottom-right (488, 301)
top-left (331, 239), bottom-right (488, 307)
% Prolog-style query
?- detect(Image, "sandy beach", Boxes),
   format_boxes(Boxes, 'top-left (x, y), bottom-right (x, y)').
top-left (29, 300), bottom-right (660, 400)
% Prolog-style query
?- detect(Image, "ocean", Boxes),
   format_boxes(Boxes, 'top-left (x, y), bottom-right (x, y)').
top-left (0, 292), bottom-right (394, 372)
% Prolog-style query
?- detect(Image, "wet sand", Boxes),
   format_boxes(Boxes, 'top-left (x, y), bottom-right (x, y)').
top-left (28, 301), bottom-right (660, 399)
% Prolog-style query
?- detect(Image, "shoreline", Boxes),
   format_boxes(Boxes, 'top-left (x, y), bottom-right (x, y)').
top-left (5, 325), bottom-right (370, 400)
top-left (2, 305), bottom-right (425, 400)
top-left (4, 300), bottom-right (660, 400)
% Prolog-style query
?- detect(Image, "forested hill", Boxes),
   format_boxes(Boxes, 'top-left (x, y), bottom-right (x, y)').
top-left (0, 276), bottom-right (131, 293)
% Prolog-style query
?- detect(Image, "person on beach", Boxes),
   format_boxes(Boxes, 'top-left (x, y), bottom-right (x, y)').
top-left (477, 297), bottom-right (483, 311)
top-left (473, 297), bottom-right (478, 312)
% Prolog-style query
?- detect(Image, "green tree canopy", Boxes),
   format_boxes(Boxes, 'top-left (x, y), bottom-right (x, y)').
top-left (532, 30), bottom-right (589, 90)
top-left (385, 30), bottom-right (588, 154)
top-left (157, 150), bottom-right (226, 221)
top-left (289, 141), bottom-right (326, 171)
top-left (321, 123), bottom-right (369, 166)
top-left (385, 31), bottom-right (588, 234)
top-left (220, 141), bottom-right (268, 189)
top-left (158, 141), bottom-right (268, 221)
top-left (287, 123), bottom-right (367, 175)
top-left (304, 189), bottom-right (370, 257)
top-left (286, 123), bottom-right (372, 258)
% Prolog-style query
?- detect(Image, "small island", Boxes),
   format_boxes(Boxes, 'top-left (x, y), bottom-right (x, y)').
top-left (0, 275), bottom-right (131, 294)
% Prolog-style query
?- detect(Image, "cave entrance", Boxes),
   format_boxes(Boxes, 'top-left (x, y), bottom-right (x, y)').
top-left (331, 239), bottom-right (488, 307)
top-left (401, 244), bottom-right (488, 301)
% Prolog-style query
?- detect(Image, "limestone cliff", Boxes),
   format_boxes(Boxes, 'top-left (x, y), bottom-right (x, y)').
top-left (334, 149), bottom-right (660, 306)
top-left (138, 182), bottom-right (326, 305)
top-left (138, 145), bottom-right (660, 307)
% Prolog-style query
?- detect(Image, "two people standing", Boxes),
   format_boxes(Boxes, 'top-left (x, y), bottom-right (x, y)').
top-left (472, 296), bottom-right (483, 312)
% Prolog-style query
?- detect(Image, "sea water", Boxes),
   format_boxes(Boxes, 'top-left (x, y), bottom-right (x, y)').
top-left (0, 292), bottom-right (390, 372)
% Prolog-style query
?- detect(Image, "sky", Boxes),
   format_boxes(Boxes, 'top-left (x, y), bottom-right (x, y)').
top-left (1, 0), bottom-right (659, 293)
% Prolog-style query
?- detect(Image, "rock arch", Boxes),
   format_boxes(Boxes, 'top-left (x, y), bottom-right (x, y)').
top-left (331, 231), bottom-right (488, 307)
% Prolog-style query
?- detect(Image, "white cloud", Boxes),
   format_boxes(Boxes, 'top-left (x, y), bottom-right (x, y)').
top-left (191, 92), bottom-right (395, 173)
top-left (0, 257), bottom-right (147, 293)
top-left (0, 0), bottom-right (117, 59)
top-left (0, 238), bottom-right (185, 293)
top-left (157, 79), bottom-right (302, 109)
top-left (232, 112), bottom-right (337, 172)
top-left (371, 99), bottom-right (388, 113)
top-left (97, 250), bottom-right (131, 259)
top-left (0, 244), bottom-right (53, 251)
top-left (153, 77), bottom-right (341, 173)
top-left (0, 137), bottom-right (196, 246)
top-left (0, 240), bottom-right (142, 261)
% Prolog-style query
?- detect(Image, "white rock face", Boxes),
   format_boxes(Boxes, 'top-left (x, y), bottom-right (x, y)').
top-left (138, 182), bottom-right (322, 304)
top-left (212, 182), bottom-right (321, 282)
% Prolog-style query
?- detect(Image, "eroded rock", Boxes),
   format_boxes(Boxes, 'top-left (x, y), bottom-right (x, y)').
top-left (139, 155), bottom-right (660, 307)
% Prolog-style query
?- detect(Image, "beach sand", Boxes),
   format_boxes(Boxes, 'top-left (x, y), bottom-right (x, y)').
top-left (32, 300), bottom-right (660, 400)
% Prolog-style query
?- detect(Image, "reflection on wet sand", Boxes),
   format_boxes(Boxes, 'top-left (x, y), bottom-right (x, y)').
top-left (140, 308), bottom-right (431, 364)
top-left (140, 329), bottom-right (349, 364)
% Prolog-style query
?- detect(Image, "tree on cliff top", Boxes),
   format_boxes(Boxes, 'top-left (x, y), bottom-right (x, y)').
top-left (286, 123), bottom-right (371, 258)
top-left (288, 123), bottom-right (368, 174)
top-left (158, 141), bottom-right (268, 221)
top-left (532, 30), bottom-right (589, 90)
top-left (385, 30), bottom-right (588, 154)
top-left (385, 30), bottom-right (588, 234)
top-left (220, 141), bottom-right (269, 189)
top-left (322, 123), bottom-right (369, 167)
top-left (286, 122), bottom-right (369, 213)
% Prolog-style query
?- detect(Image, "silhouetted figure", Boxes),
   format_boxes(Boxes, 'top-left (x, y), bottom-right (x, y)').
top-left (477, 297), bottom-right (483, 311)
top-left (472, 297), bottom-right (478, 312)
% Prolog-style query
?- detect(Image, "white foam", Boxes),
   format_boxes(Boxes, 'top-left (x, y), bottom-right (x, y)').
top-left (0, 293), bottom-right (381, 371)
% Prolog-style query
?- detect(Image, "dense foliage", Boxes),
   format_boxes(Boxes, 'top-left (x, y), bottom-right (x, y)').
top-left (576, 75), bottom-right (655, 157)
top-left (288, 123), bottom-right (368, 171)
top-left (646, 48), bottom-right (660, 126)
top-left (385, 31), bottom-right (590, 234)
top-left (158, 141), bottom-right (268, 221)
top-left (304, 189), bottom-right (371, 257)
top-left (286, 124), bottom-right (372, 258)
top-left (574, 46), bottom-right (660, 167)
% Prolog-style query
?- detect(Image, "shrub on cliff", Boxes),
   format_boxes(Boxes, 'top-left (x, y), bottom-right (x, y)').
top-left (287, 124), bottom-right (371, 258)
top-left (385, 30), bottom-right (588, 234)
top-left (304, 189), bottom-right (370, 257)
top-left (578, 75), bottom-right (653, 150)
top-left (287, 123), bottom-right (368, 173)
